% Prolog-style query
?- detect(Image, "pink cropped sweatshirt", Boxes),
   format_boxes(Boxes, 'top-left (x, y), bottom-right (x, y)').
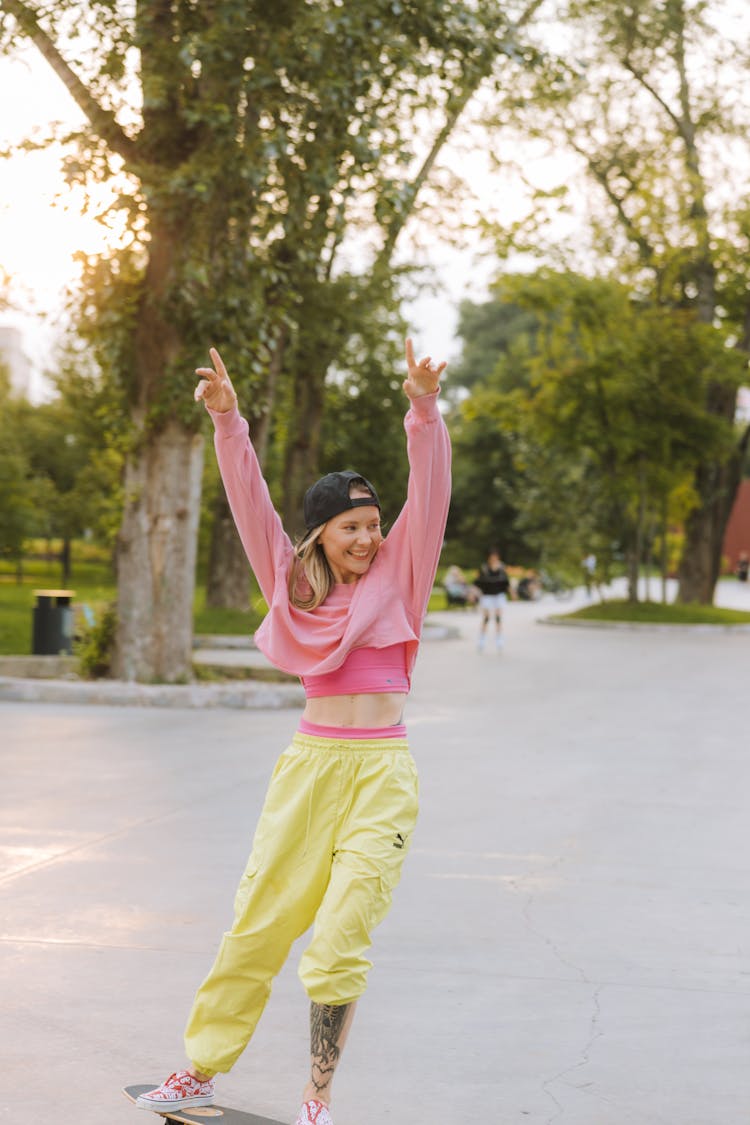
top-left (209, 389), bottom-right (451, 681)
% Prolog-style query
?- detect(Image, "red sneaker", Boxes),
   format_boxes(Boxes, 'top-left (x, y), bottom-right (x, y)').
top-left (136, 1070), bottom-right (215, 1111)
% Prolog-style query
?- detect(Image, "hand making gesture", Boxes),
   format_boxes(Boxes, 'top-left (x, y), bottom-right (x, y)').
top-left (194, 348), bottom-right (238, 414)
top-left (403, 336), bottom-right (447, 399)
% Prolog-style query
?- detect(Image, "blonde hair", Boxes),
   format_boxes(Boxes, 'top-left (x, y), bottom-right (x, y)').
top-left (289, 479), bottom-right (380, 610)
top-left (288, 524), bottom-right (335, 610)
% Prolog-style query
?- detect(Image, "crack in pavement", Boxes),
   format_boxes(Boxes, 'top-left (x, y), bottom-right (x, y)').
top-left (540, 982), bottom-right (605, 1124)
top-left (518, 883), bottom-right (669, 1125)
top-left (511, 868), bottom-right (608, 1123)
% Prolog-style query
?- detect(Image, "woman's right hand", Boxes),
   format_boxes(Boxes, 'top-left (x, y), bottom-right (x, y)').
top-left (194, 347), bottom-right (238, 413)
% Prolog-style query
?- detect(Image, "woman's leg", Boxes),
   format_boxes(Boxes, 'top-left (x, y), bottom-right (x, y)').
top-left (302, 1000), bottom-right (358, 1105)
top-left (185, 742), bottom-right (338, 1076)
top-left (297, 743), bottom-right (418, 1108)
top-left (478, 608), bottom-right (489, 649)
top-left (184, 856), bottom-right (325, 1075)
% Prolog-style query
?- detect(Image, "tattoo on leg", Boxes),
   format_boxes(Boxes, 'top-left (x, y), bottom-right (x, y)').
top-left (310, 1002), bottom-right (350, 1096)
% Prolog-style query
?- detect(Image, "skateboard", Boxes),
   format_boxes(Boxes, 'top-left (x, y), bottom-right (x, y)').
top-left (123, 1085), bottom-right (288, 1125)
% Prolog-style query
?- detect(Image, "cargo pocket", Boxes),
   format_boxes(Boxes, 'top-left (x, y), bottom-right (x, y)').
top-left (231, 855), bottom-right (260, 926)
top-left (351, 850), bottom-right (406, 936)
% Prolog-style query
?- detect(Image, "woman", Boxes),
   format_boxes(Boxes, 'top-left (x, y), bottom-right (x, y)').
top-left (136, 338), bottom-right (451, 1124)
top-left (475, 548), bottom-right (510, 652)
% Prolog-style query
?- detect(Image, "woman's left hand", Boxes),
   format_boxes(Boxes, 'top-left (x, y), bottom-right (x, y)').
top-left (403, 337), bottom-right (447, 398)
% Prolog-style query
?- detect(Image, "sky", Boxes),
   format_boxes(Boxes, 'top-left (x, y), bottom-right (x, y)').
top-left (0, 45), bottom-right (131, 396)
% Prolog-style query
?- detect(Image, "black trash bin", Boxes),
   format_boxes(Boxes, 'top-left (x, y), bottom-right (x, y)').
top-left (32, 589), bottom-right (76, 655)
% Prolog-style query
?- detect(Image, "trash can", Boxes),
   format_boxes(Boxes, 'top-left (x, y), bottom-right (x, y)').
top-left (32, 589), bottom-right (76, 655)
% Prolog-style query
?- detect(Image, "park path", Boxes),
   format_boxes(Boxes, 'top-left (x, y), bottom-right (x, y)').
top-left (1, 582), bottom-right (749, 1124)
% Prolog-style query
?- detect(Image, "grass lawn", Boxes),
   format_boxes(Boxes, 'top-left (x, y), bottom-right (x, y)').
top-left (0, 553), bottom-right (267, 656)
top-left (560, 599), bottom-right (750, 626)
top-left (0, 559), bottom-right (117, 656)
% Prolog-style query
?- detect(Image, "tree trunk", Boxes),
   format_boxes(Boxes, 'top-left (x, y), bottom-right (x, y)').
top-left (109, 196), bottom-right (207, 682)
top-left (60, 537), bottom-right (71, 587)
top-left (625, 552), bottom-right (639, 602)
top-left (626, 542), bottom-right (639, 603)
top-left (626, 471), bottom-right (647, 603)
top-left (113, 418), bottom-right (204, 681)
top-left (676, 453), bottom-right (741, 604)
top-left (660, 493), bottom-right (669, 604)
top-left (676, 381), bottom-right (742, 603)
top-left (282, 365), bottom-right (325, 534)
top-left (205, 489), bottom-right (250, 610)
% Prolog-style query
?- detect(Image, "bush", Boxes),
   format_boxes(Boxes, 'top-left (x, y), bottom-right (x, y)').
top-left (76, 605), bottom-right (117, 679)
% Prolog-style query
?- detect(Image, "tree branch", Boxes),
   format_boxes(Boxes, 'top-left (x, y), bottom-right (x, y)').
top-left (621, 58), bottom-right (685, 140)
top-left (2, 0), bottom-right (139, 166)
top-left (569, 137), bottom-right (655, 266)
top-left (374, 0), bottom-right (548, 271)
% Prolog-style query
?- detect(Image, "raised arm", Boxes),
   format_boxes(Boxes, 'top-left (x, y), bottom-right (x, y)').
top-left (384, 338), bottom-right (452, 619)
top-left (195, 349), bottom-right (294, 604)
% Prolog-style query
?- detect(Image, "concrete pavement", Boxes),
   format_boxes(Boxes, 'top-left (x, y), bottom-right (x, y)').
top-left (2, 586), bottom-right (750, 1123)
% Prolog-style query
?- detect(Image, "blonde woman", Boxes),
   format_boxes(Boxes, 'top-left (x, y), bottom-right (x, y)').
top-left (137, 338), bottom-right (451, 1125)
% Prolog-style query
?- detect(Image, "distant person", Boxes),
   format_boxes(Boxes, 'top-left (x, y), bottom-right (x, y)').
top-left (443, 564), bottom-right (477, 607)
top-left (475, 548), bottom-right (511, 651)
top-left (516, 570), bottom-right (540, 601)
top-left (737, 551), bottom-right (749, 582)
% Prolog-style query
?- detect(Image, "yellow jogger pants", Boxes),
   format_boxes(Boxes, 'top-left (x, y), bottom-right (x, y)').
top-left (183, 731), bottom-right (418, 1076)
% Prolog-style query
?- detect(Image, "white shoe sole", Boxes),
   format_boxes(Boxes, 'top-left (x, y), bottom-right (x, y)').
top-left (136, 1094), bottom-right (215, 1111)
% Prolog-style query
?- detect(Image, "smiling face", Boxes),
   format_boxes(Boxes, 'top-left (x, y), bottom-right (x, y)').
top-left (318, 489), bottom-right (382, 584)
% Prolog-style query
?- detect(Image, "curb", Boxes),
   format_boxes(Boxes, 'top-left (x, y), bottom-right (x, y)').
top-left (540, 615), bottom-right (750, 634)
top-left (0, 618), bottom-right (459, 709)
top-left (0, 674), bottom-right (305, 710)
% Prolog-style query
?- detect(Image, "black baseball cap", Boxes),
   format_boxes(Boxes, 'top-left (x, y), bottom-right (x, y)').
top-left (303, 470), bottom-right (381, 531)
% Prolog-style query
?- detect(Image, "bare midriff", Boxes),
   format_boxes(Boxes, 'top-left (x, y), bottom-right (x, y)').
top-left (302, 691), bottom-right (407, 729)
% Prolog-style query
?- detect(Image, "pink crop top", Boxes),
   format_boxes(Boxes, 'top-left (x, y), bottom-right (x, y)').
top-left (301, 643), bottom-right (410, 698)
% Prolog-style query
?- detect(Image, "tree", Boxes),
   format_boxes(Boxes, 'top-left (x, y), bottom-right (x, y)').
top-left (15, 351), bottom-right (123, 583)
top-left (319, 318), bottom-right (410, 533)
top-left (482, 0), bottom-right (750, 602)
top-left (1, 0), bottom-right (547, 679)
top-left (0, 367), bottom-right (35, 575)
top-left (445, 297), bottom-right (539, 398)
top-left (205, 0), bottom-right (549, 603)
top-left (445, 388), bottom-right (531, 567)
top-left (448, 271), bottom-right (743, 596)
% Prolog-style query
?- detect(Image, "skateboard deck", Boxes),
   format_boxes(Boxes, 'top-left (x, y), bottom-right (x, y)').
top-left (123, 1085), bottom-right (288, 1125)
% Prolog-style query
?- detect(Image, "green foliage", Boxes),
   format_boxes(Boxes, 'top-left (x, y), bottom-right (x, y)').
top-left (478, 0), bottom-right (750, 602)
top-left (318, 314), bottom-right (410, 532)
top-left (76, 603), bottom-right (117, 678)
top-left (0, 345), bottom-right (125, 574)
top-left (448, 270), bottom-right (744, 575)
top-left (446, 297), bottom-right (540, 397)
top-left (21, 0), bottom-right (537, 433)
top-left (2, 0), bottom-right (551, 662)
top-left (6, 0), bottom-right (550, 459)
top-left (445, 386), bottom-right (532, 565)
top-left (0, 369), bottom-right (35, 563)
